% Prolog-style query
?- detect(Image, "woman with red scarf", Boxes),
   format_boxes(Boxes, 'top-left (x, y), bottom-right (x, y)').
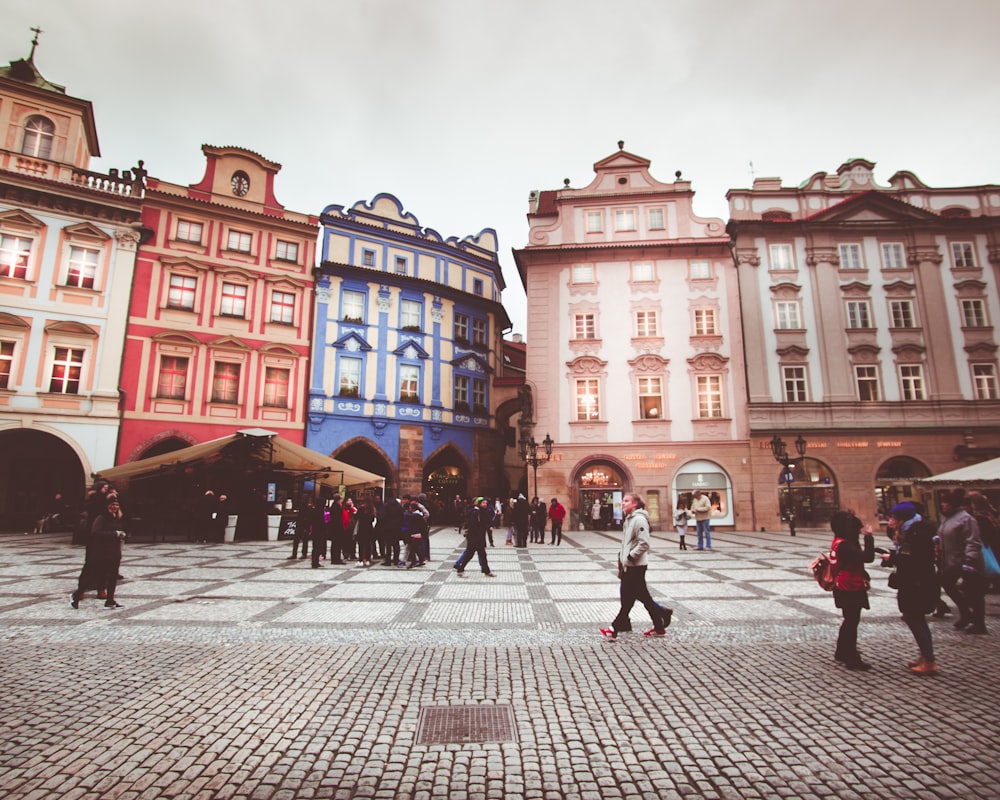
top-left (829, 510), bottom-right (875, 671)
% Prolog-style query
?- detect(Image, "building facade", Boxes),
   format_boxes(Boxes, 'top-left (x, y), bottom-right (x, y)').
top-left (0, 41), bottom-right (144, 527)
top-left (728, 159), bottom-right (1000, 529)
top-left (309, 193), bottom-right (511, 509)
top-left (117, 145), bottom-right (317, 463)
top-left (514, 145), bottom-right (751, 530)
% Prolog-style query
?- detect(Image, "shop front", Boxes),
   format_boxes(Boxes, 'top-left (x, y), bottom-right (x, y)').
top-left (777, 457), bottom-right (839, 529)
top-left (574, 461), bottom-right (626, 531)
top-left (673, 460), bottom-right (734, 528)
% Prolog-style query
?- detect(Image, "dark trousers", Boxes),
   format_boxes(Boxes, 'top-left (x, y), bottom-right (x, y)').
top-left (550, 521), bottom-right (562, 545)
top-left (612, 565), bottom-right (667, 632)
top-left (942, 569), bottom-right (986, 627)
top-left (836, 605), bottom-right (862, 661)
top-left (292, 527), bottom-right (309, 558)
top-left (310, 533), bottom-right (326, 567)
top-left (455, 540), bottom-right (491, 573)
top-left (515, 522), bottom-right (529, 547)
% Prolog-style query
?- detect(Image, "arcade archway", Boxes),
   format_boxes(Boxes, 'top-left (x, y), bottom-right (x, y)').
top-left (0, 428), bottom-right (85, 529)
top-left (423, 445), bottom-right (471, 522)
top-left (332, 439), bottom-right (393, 504)
top-left (574, 459), bottom-right (628, 531)
top-left (875, 456), bottom-right (932, 522)
top-left (777, 456), bottom-right (838, 528)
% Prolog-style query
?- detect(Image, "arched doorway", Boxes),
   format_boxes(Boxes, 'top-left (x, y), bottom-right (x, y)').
top-left (778, 457), bottom-right (838, 528)
top-left (423, 445), bottom-right (470, 523)
top-left (331, 439), bottom-right (393, 503)
top-left (875, 456), bottom-right (931, 522)
top-left (574, 460), bottom-right (627, 531)
top-left (673, 460), bottom-right (734, 527)
top-left (0, 428), bottom-right (85, 529)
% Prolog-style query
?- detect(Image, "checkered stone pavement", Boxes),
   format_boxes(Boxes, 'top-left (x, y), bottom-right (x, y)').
top-left (0, 525), bottom-right (997, 799)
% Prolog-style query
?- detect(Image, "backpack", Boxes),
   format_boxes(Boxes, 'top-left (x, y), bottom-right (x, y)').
top-left (809, 552), bottom-right (835, 591)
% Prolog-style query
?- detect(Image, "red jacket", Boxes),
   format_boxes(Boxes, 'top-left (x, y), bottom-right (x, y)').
top-left (548, 502), bottom-right (566, 523)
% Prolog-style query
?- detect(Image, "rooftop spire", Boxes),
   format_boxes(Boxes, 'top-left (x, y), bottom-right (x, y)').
top-left (28, 26), bottom-right (44, 61)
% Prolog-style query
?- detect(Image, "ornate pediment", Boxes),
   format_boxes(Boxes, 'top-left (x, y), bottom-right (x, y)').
top-left (333, 332), bottom-right (372, 353)
top-left (804, 191), bottom-right (940, 225)
top-left (392, 338), bottom-right (430, 360)
top-left (449, 352), bottom-right (492, 374)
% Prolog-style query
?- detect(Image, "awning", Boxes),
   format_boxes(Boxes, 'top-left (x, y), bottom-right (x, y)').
top-left (914, 456), bottom-right (1000, 487)
top-left (94, 428), bottom-right (385, 492)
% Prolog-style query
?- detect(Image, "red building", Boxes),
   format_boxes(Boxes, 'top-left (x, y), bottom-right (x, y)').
top-left (118, 145), bottom-right (317, 465)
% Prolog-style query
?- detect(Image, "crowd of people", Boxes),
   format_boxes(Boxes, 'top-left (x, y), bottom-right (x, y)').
top-left (825, 487), bottom-right (994, 677)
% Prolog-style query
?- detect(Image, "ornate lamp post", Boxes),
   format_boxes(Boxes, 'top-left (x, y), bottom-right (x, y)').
top-left (770, 434), bottom-right (807, 536)
top-left (518, 432), bottom-right (554, 501)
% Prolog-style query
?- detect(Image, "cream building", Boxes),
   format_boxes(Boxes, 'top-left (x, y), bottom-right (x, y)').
top-left (514, 144), bottom-right (750, 530)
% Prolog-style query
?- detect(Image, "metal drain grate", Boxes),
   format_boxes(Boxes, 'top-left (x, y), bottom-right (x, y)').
top-left (416, 704), bottom-right (517, 744)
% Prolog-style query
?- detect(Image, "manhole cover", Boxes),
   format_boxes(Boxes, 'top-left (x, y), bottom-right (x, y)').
top-left (416, 704), bottom-right (517, 744)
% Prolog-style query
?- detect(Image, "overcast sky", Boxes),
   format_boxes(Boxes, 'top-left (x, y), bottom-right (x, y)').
top-left (4, 0), bottom-right (999, 336)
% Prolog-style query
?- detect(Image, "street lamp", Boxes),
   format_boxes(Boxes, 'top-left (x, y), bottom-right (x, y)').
top-left (770, 434), bottom-right (807, 536)
top-left (518, 432), bottom-right (554, 500)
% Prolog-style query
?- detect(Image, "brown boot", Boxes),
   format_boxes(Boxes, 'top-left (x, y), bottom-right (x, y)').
top-left (907, 656), bottom-right (925, 668)
top-left (909, 660), bottom-right (939, 676)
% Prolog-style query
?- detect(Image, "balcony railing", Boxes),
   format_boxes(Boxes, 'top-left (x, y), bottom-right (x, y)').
top-left (2, 152), bottom-right (146, 198)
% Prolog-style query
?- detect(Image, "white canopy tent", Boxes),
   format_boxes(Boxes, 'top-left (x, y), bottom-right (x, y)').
top-left (915, 457), bottom-right (1000, 488)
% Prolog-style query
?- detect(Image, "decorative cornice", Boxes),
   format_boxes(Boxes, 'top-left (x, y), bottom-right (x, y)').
top-left (806, 246), bottom-right (839, 267)
top-left (908, 245), bottom-right (942, 265)
top-left (734, 247), bottom-right (760, 267)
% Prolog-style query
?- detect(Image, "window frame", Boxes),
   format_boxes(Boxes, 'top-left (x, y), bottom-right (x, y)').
top-left (881, 242), bottom-right (906, 269)
top-left (972, 364), bottom-right (999, 400)
top-left (226, 230), bottom-right (253, 254)
top-left (632, 262), bottom-right (654, 282)
top-left (269, 290), bottom-right (296, 325)
top-left (960, 298), bottom-right (988, 328)
top-left (585, 210), bottom-right (603, 233)
top-left (219, 281), bottom-right (249, 318)
top-left (782, 365), bottom-right (808, 402)
top-left (689, 260), bottom-right (712, 280)
top-left (338, 356), bottom-right (362, 397)
top-left (175, 220), bottom-right (204, 244)
top-left (471, 318), bottom-right (488, 347)
top-left (637, 375), bottom-right (663, 420)
top-left (262, 366), bottom-right (291, 408)
top-left (394, 256), bottom-right (408, 275)
top-left (769, 244), bottom-right (794, 271)
top-left (889, 299), bottom-right (916, 329)
top-left (899, 364), bottom-right (926, 401)
top-left (838, 243), bottom-right (863, 270)
top-left (575, 378), bottom-right (600, 421)
top-left (156, 355), bottom-right (189, 400)
top-left (647, 208), bottom-right (665, 230)
top-left (696, 374), bottom-right (724, 419)
top-left (362, 248), bottom-right (376, 267)
top-left (0, 234), bottom-right (33, 280)
top-left (0, 339), bottom-right (15, 389)
top-left (167, 273), bottom-right (197, 311)
top-left (573, 312), bottom-right (596, 340)
top-left (275, 240), bottom-right (299, 263)
top-left (775, 300), bottom-right (801, 330)
top-left (398, 363), bottom-right (420, 404)
top-left (951, 241), bottom-right (977, 268)
top-left (694, 308), bottom-right (717, 336)
top-left (855, 365), bottom-right (880, 401)
top-left (65, 246), bottom-right (100, 290)
top-left (22, 115), bottom-right (55, 159)
top-left (399, 298), bottom-right (422, 331)
top-left (571, 264), bottom-right (594, 284)
top-left (845, 300), bottom-right (872, 329)
top-left (210, 361), bottom-right (242, 404)
top-left (614, 209), bottom-right (636, 232)
top-left (342, 289), bottom-right (366, 323)
top-left (453, 374), bottom-right (469, 409)
top-left (49, 346), bottom-right (85, 395)
top-left (635, 310), bottom-right (659, 338)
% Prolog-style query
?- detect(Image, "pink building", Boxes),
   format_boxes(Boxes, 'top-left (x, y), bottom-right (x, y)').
top-left (514, 144), bottom-right (751, 529)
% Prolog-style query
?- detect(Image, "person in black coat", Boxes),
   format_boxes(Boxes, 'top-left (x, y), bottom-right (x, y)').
top-left (513, 494), bottom-right (530, 547)
top-left (70, 494), bottom-right (127, 609)
top-left (453, 496), bottom-right (496, 577)
top-left (377, 496), bottom-right (404, 567)
top-left (828, 510), bottom-right (875, 671)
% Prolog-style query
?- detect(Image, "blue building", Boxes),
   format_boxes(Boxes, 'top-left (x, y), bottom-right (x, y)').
top-left (308, 194), bottom-right (511, 509)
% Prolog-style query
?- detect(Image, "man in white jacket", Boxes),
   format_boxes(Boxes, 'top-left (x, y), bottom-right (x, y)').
top-left (600, 493), bottom-right (673, 641)
top-left (691, 490), bottom-right (713, 550)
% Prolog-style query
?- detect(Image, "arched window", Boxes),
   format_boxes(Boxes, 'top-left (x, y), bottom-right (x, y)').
top-left (22, 116), bottom-right (55, 159)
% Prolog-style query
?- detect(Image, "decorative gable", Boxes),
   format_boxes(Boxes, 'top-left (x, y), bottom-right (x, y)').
top-left (333, 332), bottom-right (372, 353)
top-left (802, 191), bottom-right (939, 225)
top-left (449, 353), bottom-right (492, 374)
top-left (392, 338), bottom-right (430, 360)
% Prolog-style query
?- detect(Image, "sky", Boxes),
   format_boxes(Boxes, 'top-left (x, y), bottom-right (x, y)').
top-left (4, 0), bottom-right (1000, 337)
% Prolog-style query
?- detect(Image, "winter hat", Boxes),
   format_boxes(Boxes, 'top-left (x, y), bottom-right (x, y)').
top-left (889, 502), bottom-right (917, 520)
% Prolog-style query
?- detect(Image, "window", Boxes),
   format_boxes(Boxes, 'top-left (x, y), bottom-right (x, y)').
top-left (400, 299), bottom-right (421, 330)
top-left (399, 364), bottom-right (420, 403)
top-left (689, 260), bottom-right (712, 280)
top-left (769, 244), bottom-right (794, 270)
top-left (339, 357), bottom-right (361, 397)
top-left (782, 366), bottom-right (808, 402)
top-left (846, 300), bottom-right (871, 329)
top-left (176, 220), bottom-right (203, 244)
top-left (472, 378), bottom-right (486, 411)
top-left (973, 364), bottom-right (999, 400)
top-left (49, 347), bottom-right (84, 394)
top-left (453, 374), bottom-right (469, 408)
top-left (156, 356), bottom-right (188, 399)
top-left (220, 283), bottom-right (248, 317)
top-left (262, 367), bottom-right (290, 408)
top-left (899, 364), bottom-right (926, 400)
top-left (696, 375), bottom-right (724, 418)
top-left (775, 301), bottom-right (801, 329)
top-left (394, 256), bottom-right (407, 274)
top-left (362, 249), bottom-right (376, 267)
top-left (454, 313), bottom-right (469, 342)
top-left (0, 235), bottom-right (32, 279)
top-left (855, 365), bottom-right (880, 401)
top-left (961, 299), bottom-right (988, 328)
top-left (614, 209), bottom-right (636, 231)
top-left (472, 318), bottom-right (487, 347)
top-left (574, 313), bottom-right (596, 340)
top-left (635, 310), bottom-right (658, 337)
top-left (571, 264), bottom-right (594, 284)
top-left (472, 278), bottom-right (484, 296)
top-left (694, 308), bottom-right (717, 336)
top-left (270, 291), bottom-right (295, 325)
top-left (838, 243), bottom-right (863, 270)
top-left (211, 362), bottom-right (241, 404)
top-left (585, 211), bottom-right (603, 233)
top-left (342, 290), bottom-right (365, 322)
top-left (638, 376), bottom-right (662, 419)
top-left (881, 243), bottom-right (906, 269)
top-left (889, 300), bottom-right (915, 328)
top-left (632, 262), bottom-right (654, 282)
top-left (167, 274), bottom-right (197, 310)
top-left (647, 208), bottom-right (665, 230)
top-left (275, 240), bottom-right (299, 263)
top-left (227, 230), bottom-right (252, 253)
top-left (22, 116), bottom-right (54, 159)
top-left (66, 247), bottom-right (99, 289)
top-left (952, 242), bottom-right (976, 268)
top-left (575, 378), bottom-right (600, 421)
top-left (0, 340), bottom-right (13, 389)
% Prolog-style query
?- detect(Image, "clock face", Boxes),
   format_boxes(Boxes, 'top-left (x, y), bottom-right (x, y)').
top-left (231, 171), bottom-right (250, 197)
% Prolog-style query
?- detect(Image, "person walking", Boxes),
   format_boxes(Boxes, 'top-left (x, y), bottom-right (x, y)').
top-left (691, 490), bottom-right (713, 550)
top-left (938, 489), bottom-right (987, 635)
top-left (600, 493), bottom-right (673, 641)
top-left (513, 493), bottom-right (530, 547)
top-left (673, 501), bottom-right (691, 550)
top-left (290, 499), bottom-right (312, 560)
top-left (882, 502), bottom-right (940, 675)
top-left (454, 496), bottom-right (496, 577)
top-left (70, 494), bottom-right (127, 609)
top-left (548, 497), bottom-right (566, 545)
top-left (529, 497), bottom-right (547, 544)
top-left (828, 510), bottom-right (875, 671)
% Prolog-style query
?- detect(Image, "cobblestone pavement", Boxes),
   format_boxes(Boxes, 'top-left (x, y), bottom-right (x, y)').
top-left (0, 526), bottom-right (997, 799)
